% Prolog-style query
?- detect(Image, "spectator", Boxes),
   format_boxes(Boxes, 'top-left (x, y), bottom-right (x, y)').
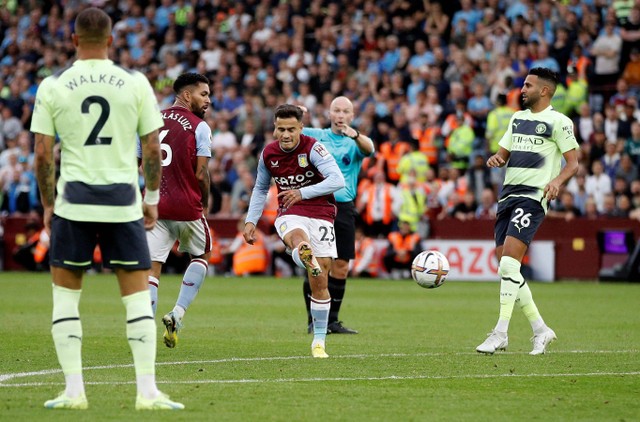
top-left (475, 187), bottom-right (498, 220)
top-left (585, 160), bottom-right (612, 213)
top-left (383, 220), bottom-right (422, 280)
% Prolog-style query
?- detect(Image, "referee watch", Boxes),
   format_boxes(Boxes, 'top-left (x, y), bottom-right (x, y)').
top-left (350, 130), bottom-right (360, 141)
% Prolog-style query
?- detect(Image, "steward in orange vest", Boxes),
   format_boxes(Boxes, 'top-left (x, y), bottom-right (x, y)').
top-left (356, 171), bottom-right (395, 238)
top-left (383, 220), bottom-right (422, 275)
top-left (227, 228), bottom-right (269, 276)
top-left (351, 227), bottom-right (381, 278)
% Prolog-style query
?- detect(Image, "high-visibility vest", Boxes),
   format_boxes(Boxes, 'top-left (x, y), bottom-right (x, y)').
top-left (379, 141), bottom-right (411, 182)
top-left (208, 228), bottom-right (223, 265)
top-left (551, 83), bottom-right (568, 115)
top-left (447, 125), bottom-right (474, 169)
top-left (262, 184), bottom-right (279, 226)
top-left (397, 187), bottom-right (427, 232)
top-left (485, 106), bottom-right (515, 153)
top-left (364, 183), bottom-right (394, 225)
top-left (566, 78), bottom-right (588, 115)
top-left (387, 232), bottom-right (421, 264)
top-left (33, 229), bottom-right (49, 264)
top-left (412, 127), bottom-right (439, 165)
top-left (232, 231), bottom-right (268, 276)
top-left (397, 151), bottom-right (430, 185)
top-left (353, 237), bottom-right (380, 277)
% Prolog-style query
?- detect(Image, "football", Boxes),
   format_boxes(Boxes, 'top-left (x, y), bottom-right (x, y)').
top-left (411, 250), bottom-right (450, 289)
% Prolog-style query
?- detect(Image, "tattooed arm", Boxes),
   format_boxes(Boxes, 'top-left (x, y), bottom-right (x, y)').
top-left (34, 133), bottom-right (56, 233)
top-left (140, 129), bottom-right (162, 230)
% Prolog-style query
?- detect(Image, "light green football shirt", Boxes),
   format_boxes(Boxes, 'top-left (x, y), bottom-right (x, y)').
top-left (498, 105), bottom-right (579, 211)
top-left (30, 59), bottom-right (163, 222)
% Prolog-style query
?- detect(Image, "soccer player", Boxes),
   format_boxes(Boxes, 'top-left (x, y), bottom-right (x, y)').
top-left (477, 68), bottom-right (579, 355)
top-left (243, 104), bottom-right (345, 358)
top-left (30, 8), bottom-right (183, 410)
top-left (301, 97), bottom-right (375, 334)
top-left (141, 73), bottom-right (212, 349)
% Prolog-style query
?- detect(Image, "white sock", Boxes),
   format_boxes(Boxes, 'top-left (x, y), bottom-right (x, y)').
top-left (172, 305), bottom-right (185, 321)
top-left (291, 247), bottom-right (306, 270)
top-left (310, 297), bottom-right (331, 343)
top-left (148, 276), bottom-right (159, 315)
top-left (175, 258), bottom-right (207, 314)
top-left (51, 285), bottom-right (85, 397)
top-left (122, 290), bottom-right (159, 399)
top-left (494, 256), bottom-right (523, 333)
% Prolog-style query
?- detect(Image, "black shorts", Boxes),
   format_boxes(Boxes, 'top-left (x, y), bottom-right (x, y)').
top-left (494, 197), bottom-right (545, 247)
top-left (49, 215), bottom-right (151, 270)
top-left (334, 201), bottom-right (356, 260)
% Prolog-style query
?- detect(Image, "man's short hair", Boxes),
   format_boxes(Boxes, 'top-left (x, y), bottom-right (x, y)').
top-left (274, 104), bottom-right (303, 121)
top-left (529, 67), bottom-right (560, 87)
top-left (75, 7), bottom-right (112, 44)
top-left (173, 73), bottom-right (210, 94)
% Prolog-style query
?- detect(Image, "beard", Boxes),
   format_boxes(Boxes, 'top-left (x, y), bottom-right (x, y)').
top-left (193, 108), bottom-right (205, 119)
top-left (522, 93), bottom-right (537, 109)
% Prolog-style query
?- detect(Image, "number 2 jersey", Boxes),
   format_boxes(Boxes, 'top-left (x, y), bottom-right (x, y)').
top-left (246, 134), bottom-right (344, 225)
top-left (30, 59), bottom-right (163, 223)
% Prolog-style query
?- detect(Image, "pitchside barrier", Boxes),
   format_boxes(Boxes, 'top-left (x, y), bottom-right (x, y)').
top-left (1, 216), bottom-right (639, 280)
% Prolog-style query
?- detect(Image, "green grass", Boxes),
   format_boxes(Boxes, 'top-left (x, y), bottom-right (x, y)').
top-left (1, 272), bottom-right (639, 421)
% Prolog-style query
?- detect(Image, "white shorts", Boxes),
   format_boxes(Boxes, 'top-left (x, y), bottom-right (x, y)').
top-left (146, 218), bottom-right (212, 263)
top-left (274, 215), bottom-right (337, 258)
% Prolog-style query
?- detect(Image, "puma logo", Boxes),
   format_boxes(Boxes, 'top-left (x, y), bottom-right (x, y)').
top-left (68, 335), bottom-right (82, 341)
top-left (127, 335), bottom-right (147, 343)
top-left (514, 223), bottom-right (523, 233)
top-left (512, 122), bottom-right (520, 130)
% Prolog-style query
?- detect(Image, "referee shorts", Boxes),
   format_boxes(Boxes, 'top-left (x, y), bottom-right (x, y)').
top-left (334, 201), bottom-right (357, 261)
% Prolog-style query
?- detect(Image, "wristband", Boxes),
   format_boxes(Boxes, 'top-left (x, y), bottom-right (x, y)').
top-left (351, 130), bottom-right (360, 141)
top-left (144, 189), bottom-right (160, 205)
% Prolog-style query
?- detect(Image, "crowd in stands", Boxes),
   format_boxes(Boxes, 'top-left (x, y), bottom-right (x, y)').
top-left (1, 0), bottom-right (640, 274)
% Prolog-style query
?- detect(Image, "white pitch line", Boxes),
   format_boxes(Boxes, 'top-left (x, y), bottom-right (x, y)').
top-left (3, 371), bottom-right (640, 388)
top-left (1, 350), bottom-right (639, 388)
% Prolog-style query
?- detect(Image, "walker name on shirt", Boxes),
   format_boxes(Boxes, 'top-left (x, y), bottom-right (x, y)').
top-left (161, 110), bottom-right (193, 131)
top-left (64, 74), bottom-right (125, 90)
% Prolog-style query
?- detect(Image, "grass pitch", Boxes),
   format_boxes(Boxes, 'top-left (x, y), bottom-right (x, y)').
top-left (1, 272), bottom-right (639, 421)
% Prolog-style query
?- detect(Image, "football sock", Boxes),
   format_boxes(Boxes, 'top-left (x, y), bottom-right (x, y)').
top-left (122, 290), bottom-right (159, 399)
top-left (51, 284), bottom-right (85, 398)
top-left (328, 275), bottom-right (346, 324)
top-left (310, 296), bottom-right (331, 343)
top-left (291, 247), bottom-right (306, 270)
top-left (175, 258), bottom-right (208, 315)
top-left (494, 256), bottom-right (524, 333)
top-left (303, 276), bottom-right (312, 325)
top-left (148, 275), bottom-right (159, 315)
top-left (517, 282), bottom-right (546, 333)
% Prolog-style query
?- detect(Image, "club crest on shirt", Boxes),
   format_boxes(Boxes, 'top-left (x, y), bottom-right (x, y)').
top-left (313, 143), bottom-right (329, 157)
top-left (535, 123), bottom-right (547, 134)
top-left (298, 154), bottom-right (308, 168)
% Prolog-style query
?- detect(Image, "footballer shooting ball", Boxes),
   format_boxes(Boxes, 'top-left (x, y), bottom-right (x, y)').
top-left (411, 250), bottom-right (449, 289)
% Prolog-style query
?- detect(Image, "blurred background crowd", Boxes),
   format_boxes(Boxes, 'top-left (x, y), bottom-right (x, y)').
top-left (1, 0), bottom-right (640, 274)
